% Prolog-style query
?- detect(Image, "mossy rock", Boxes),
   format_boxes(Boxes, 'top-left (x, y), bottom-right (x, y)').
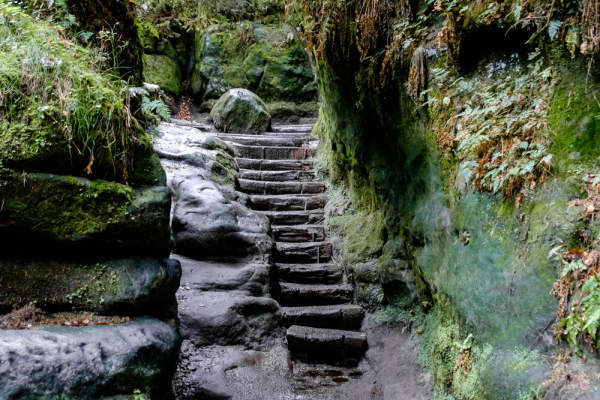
top-left (0, 114), bottom-right (165, 188)
top-left (191, 22), bottom-right (317, 102)
top-left (0, 258), bottom-right (181, 317)
top-left (143, 54), bottom-right (182, 96)
top-left (157, 39), bottom-right (179, 62)
top-left (210, 88), bottom-right (271, 134)
top-left (142, 27), bottom-right (159, 52)
top-left (0, 173), bottom-right (171, 258)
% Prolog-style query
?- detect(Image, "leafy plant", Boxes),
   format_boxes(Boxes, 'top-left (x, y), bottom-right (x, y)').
top-left (430, 52), bottom-right (555, 202)
top-left (141, 97), bottom-right (172, 124)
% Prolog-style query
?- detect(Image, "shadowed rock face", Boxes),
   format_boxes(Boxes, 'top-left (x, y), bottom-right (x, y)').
top-left (0, 318), bottom-right (179, 400)
top-left (65, 0), bottom-right (144, 86)
top-left (0, 258), bottom-right (181, 318)
top-left (0, 173), bottom-right (171, 259)
top-left (210, 89), bottom-right (272, 135)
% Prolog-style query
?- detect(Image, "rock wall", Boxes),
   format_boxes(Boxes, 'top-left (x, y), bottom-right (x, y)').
top-left (140, 9), bottom-right (318, 115)
top-left (0, 3), bottom-right (180, 398)
top-left (292, 0), bottom-right (600, 397)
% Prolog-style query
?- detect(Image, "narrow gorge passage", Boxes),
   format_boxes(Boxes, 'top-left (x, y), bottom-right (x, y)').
top-left (156, 115), bottom-right (433, 399)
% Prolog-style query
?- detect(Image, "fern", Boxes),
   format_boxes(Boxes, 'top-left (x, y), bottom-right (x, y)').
top-left (142, 97), bottom-right (171, 123)
top-left (582, 276), bottom-right (600, 340)
top-left (562, 260), bottom-right (587, 276)
top-left (561, 312), bottom-right (584, 348)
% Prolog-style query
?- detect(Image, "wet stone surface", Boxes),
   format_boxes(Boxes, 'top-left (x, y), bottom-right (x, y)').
top-left (173, 317), bottom-right (433, 399)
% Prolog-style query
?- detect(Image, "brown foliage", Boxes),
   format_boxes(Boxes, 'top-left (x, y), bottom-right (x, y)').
top-left (454, 350), bottom-right (473, 378)
top-left (581, 0), bottom-right (600, 55)
top-left (408, 47), bottom-right (428, 99)
top-left (437, 13), bottom-right (462, 69)
top-left (0, 304), bottom-right (131, 330)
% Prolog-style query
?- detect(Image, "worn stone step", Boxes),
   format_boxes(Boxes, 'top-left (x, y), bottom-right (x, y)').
top-left (261, 211), bottom-right (325, 226)
top-left (239, 169), bottom-right (316, 182)
top-left (236, 158), bottom-right (313, 171)
top-left (272, 225), bottom-right (325, 242)
top-left (275, 242), bottom-right (332, 263)
top-left (231, 144), bottom-right (316, 160)
top-left (282, 305), bottom-right (365, 329)
top-left (215, 134), bottom-right (315, 147)
top-left (287, 325), bottom-right (367, 365)
top-left (277, 282), bottom-right (351, 306)
top-left (275, 263), bottom-right (342, 284)
top-left (169, 118), bottom-right (213, 131)
top-left (272, 125), bottom-right (314, 133)
top-left (238, 180), bottom-right (326, 195)
top-left (248, 194), bottom-right (328, 212)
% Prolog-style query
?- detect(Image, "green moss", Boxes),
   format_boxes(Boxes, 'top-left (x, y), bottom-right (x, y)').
top-left (548, 63), bottom-right (600, 174)
top-left (0, 4), bottom-right (143, 179)
top-left (328, 191), bottom-right (386, 263)
top-left (143, 54), bottom-right (182, 95)
top-left (2, 172), bottom-right (134, 236)
top-left (265, 101), bottom-right (319, 118)
top-left (192, 21), bottom-right (317, 101)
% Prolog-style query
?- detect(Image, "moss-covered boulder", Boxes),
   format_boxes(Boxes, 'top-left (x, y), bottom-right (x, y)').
top-left (191, 22), bottom-right (317, 102)
top-left (210, 89), bottom-right (271, 134)
top-left (143, 54), bottom-right (182, 96)
top-left (0, 173), bottom-right (171, 259)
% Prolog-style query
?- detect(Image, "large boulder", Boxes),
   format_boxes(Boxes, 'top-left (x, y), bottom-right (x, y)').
top-left (0, 258), bottom-right (181, 317)
top-left (174, 255), bottom-right (281, 349)
top-left (0, 318), bottom-right (179, 399)
top-left (171, 179), bottom-right (273, 260)
top-left (210, 89), bottom-right (272, 134)
top-left (143, 54), bottom-right (182, 96)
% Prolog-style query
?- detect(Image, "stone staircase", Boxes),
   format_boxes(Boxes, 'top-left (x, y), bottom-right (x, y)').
top-left (213, 123), bottom-right (368, 366)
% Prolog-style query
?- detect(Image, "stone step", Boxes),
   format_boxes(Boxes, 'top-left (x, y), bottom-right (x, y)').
top-left (277, 282), bottom-right (351, 306)
top-left (236, 158), bottom-right (313, 171)
top-left (274, 242), bottom-right (332, 263)
top-left (287, 325), bottom-right (367, 365)
top-left (231, 144), bottom-right (316, 160)
top-left (169, 118), bottom-right (213, 131)
top-left (275, 263), bottom-right (342, 284)
top-left (282, 305), bottom-right (365, 329)
top-left (272, 225), bottom-right (325, 242)
top-left (238, 180), bottom-right (327, 195)
top-left (248, 194), bottom-right (328, 212)
top-left (239, 169), bottom-right (316, 182)
top-left (261, 211), bottom-right (325, 226)
top-left (215, 134), bottom-right (315, 147)
top-left (272, 125), bottom-right (314, 133)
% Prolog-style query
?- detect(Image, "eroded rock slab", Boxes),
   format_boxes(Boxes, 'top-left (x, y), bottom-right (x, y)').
top-left (0, 258), bottom-right (181, 317)
top-left (171, 179), bottom-right (273, 260)
top-left (0, 317), bottom-right (180, 400)
top-left (176, 256), bottom-right (281, 349)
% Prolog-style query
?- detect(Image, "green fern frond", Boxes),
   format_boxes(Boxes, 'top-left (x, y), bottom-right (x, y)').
top-left (142, 98), bottom-right (171, 123)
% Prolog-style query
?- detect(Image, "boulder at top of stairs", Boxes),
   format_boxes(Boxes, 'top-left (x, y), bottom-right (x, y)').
top-left (210, 89), bottom-right (271, 135)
